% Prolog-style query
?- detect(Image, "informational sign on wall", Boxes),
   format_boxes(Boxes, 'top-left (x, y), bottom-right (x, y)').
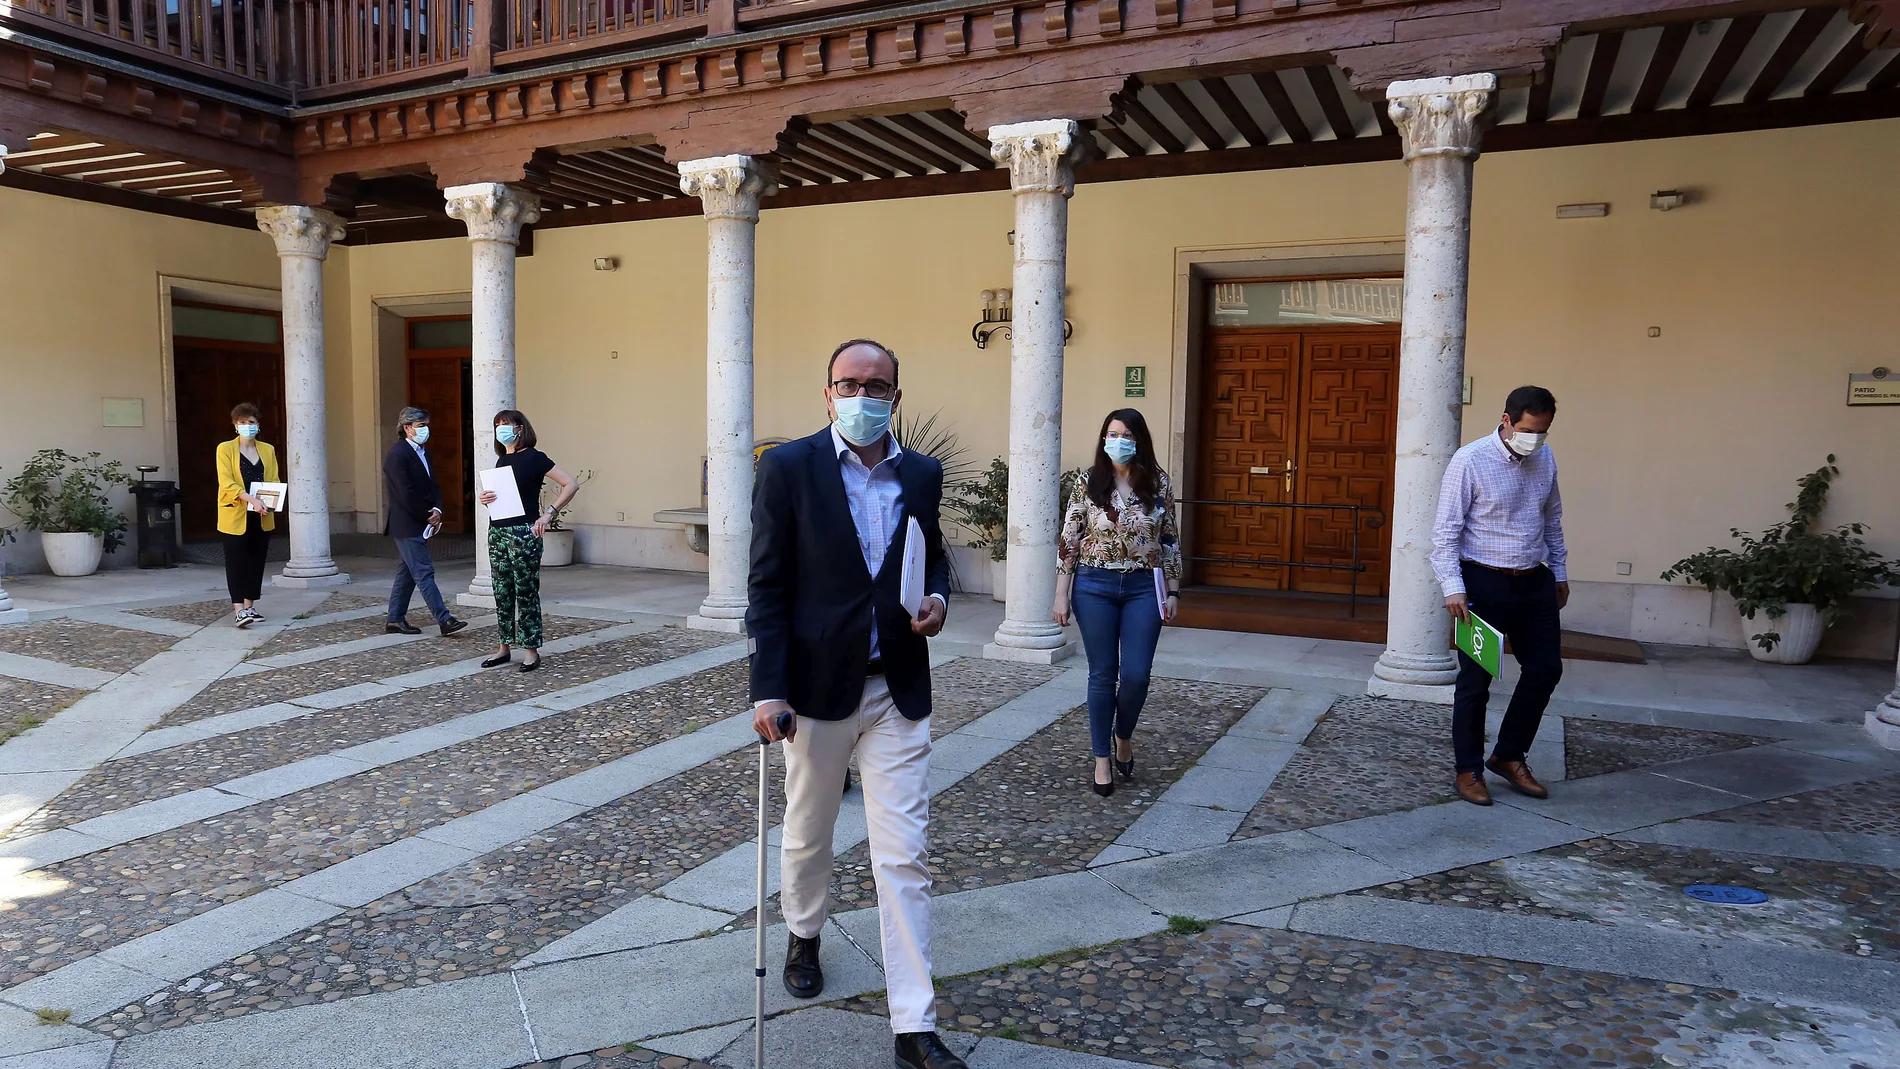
top-left (1847, 370), bottom-right (1899, 406)
top-left (1125, 366), bottom-right (1147, 398)
top-left (102, 398), bottom-right (145, 427)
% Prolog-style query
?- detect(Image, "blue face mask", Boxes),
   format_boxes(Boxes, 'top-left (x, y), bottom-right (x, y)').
top-left (832, 395), bottom-right (894, 447)
top-left (1104, 436), bottom-right (1138, 464)
top-left (236, 423), bottom-right (259, 440)
top-left (411, 426), bottom-right (431, 446)
top-left (496, 425), bottom-right (518, 446)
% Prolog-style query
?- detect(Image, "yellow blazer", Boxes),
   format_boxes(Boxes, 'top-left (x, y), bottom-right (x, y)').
top-left (216, 438), bottom-right (281, 536)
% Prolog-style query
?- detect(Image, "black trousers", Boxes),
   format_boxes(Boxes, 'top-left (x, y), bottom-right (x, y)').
top-left (222, 511), bottom-right (270, 603)
top-left (1452, 561), bottom-right (1563, 774)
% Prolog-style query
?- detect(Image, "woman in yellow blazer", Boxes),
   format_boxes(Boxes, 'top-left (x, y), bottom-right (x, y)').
top-left (217, 402), bottom-right (281, 627)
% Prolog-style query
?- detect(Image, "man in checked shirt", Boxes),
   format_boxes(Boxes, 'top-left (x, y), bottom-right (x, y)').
top-left (1432, 385), bottom-right (1568, 806)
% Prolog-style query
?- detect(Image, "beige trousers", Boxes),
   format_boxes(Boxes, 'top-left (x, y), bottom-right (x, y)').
top-left (780, 675), bottom-right (936, 1033)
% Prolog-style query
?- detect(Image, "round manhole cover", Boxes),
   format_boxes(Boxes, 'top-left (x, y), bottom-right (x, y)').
top-left (1683, 884), bottom-right (1768, 905)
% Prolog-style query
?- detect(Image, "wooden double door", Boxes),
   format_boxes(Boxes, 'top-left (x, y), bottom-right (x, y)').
top-left (1193, 328), bottom-right (1398, 596)
top-left (405, 326), bottom-right (474, 535)
top-left (174, 341), bottom-right (286, 541)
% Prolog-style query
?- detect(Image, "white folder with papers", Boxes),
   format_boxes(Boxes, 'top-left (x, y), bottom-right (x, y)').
top-left (899, 517), bottom-right (926, 619)
top-left (1153, 567), bottom-right (1169, 621)
top-left (479, 467), bottom-right (526, 520)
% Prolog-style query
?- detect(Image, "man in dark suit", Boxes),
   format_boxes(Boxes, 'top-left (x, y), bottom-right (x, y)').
top-left (750, 340), bottom-right (959, 1069)
top-left (383, 406), bottom-right (466, 637)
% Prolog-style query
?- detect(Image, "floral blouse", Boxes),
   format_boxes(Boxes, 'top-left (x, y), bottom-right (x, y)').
top-left (1058, 471), bottom-right (1183, 583)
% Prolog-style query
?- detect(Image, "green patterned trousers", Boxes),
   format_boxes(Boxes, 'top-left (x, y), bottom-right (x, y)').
top-left (489, 524), bottom-right (544, 649)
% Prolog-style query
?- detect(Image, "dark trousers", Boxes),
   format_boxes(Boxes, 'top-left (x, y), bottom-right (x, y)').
top-left (1453, 562), bottom-right (1563, 774)
top-left (1072, 566), bottom-right (1164, 758)
top-left (221, 512), bottom-right (270, 603)
top-left (388, 536), bottom-right (451, 624)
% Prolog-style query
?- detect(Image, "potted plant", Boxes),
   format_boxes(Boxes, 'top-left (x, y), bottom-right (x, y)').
top-left (538, 470), bottom-right (593, 567)
top-left (1662, 455), bottom-right (1896, 665)
top-left (2, 449), bottom-right (134, 578)
top-left (951, 458), bottom-right (1011, 601)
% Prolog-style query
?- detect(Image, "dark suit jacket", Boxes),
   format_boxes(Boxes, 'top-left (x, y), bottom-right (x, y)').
top-left (383, 439), bottom-right (443, 540)
top-left (747, 427), bottom-right (952, 722)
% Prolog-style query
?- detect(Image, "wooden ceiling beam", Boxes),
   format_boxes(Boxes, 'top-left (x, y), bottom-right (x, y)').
top-left (542, 166), bottom-right (635, 205)
top-left (561, 153), bottom-right (678, 199)
top-left (1525, 69), bottom-right (1555, 122)
top-left (32, 151), bottom-right (149, 178)
top-left (1092, 118), bottom-right (1147, 158)
top-left (1250, 72), bottom-right (1311, 142)
top-left (856, 117), bottom-right (963, 174)
top-left (536, 173), bottom-right (612, 207)
top-left (1745, 7), bottom-right (1838, 104)
top-left (598, 148), bottom-right (681, 186)
top-left (811, 121), bottom-right (929, 176)
top-left (1197, 76), bottom-right (1270, 148)
top-left (1152, 81), bottom-right (1228, 151)
top-left (356, 175), bottom-right (452, 214)
top-left (770, 154), bottom-right (832, 186)
top-left (1115, 89), bottom-right (1186, 153)
top-left (82, 160), bottom-right (209, 184)
top-left (1577, 32), bottom-right (1623, 118)
top-left (1804, 32), bottom-right (1871, 97)
top-left (114, 168), bottom-right (228, 192)
top-left (792, 125), bottom-right (894, 179)
top-left (0, 166), bottom-right (256, 228)
top-left (773, 130), bottom-right (863, 183)
top-left (927, 110), bottom-right (993, 155)
top-left (1688, 14), bottom-right (1767, 109)
top-left (882, 113), bottom-right (991, 170)
top-left (1870, 53), bottom-right (1900, 92)
top-left (1630, 22), bottom-right (1692, 113)
top-left (1304, 66), bottom-right (1359, 139)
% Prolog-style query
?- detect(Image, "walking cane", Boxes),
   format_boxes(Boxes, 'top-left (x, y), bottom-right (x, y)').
top-left (755, 709), bottom-right (793, 1069)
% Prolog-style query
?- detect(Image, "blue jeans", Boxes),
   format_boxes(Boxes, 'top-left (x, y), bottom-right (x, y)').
top-left (387, 536), bottom-right (451, 624)
top-left (1072, 566), bottom-right (1163, 758)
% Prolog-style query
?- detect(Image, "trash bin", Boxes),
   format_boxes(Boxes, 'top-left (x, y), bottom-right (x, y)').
top-left (132, 466), bottom-right (181, 569)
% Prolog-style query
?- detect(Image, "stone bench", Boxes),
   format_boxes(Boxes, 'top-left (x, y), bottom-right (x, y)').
top-left (654, 508), bottom-right (710, 554)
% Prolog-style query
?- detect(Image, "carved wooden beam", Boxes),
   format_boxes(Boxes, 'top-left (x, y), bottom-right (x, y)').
top-left (1744, 6), bottom-right (1835, 104)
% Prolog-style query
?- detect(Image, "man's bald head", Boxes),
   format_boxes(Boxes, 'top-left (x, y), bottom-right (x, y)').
top-left (827, 339), bottom-right (899, 387)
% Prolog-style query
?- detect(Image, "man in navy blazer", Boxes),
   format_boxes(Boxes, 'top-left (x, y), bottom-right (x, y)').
top-left (749, 340), bottom-right (960, 1069)
top-left (382, 406), bottom-right (466, 638)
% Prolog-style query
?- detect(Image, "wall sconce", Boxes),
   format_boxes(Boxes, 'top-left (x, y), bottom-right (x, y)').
top-left (593, 256), bottom-right (619, 271)
top-left (973, 288), bottom-right (1075, 349)
top-left (1649, 190), bottom-right (1688, 212)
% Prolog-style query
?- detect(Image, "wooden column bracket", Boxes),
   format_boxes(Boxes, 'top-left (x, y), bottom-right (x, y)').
top-left (556, 76), bottom-right (589, 112)
top-left (946, 15), bottom-right (970, 55)
top-left (319, 115), bottom-right (347, 147)
top-left (718, 51), bottom-right (741, 88)
top-left (1045, 3), bottom-right (1068, 41)
top-left (849, 30), bottom-right (871, 70)
top-left (468, 91), bottom-right (497, 124)
top-left (896, 23), bottom-right (920, 63)
top-left (433, 97), bottom-right (463, 131)
top-left (801, 39), bottom-right (826, 77)
top-left (995, 8), bottom-right (1019, 49)
top-left (1098, 0), bottom-right (1122, 35)
top-left (1212, 0), bottom-right (1237, 19)
top-left (641, 65), bottom-right (666, 98)
top-left (376, 106), bottom-right (405, 139)
top-left (763, 43), bottom-right (785, 80)
top-left (525, 82), bottom-right (556, 118)
top-left (81, 72), bottom-right (107, 105)
top-left (1155, 0), bottom-right (1179, 27)
top-left (677, 57), bottom-right (702, 95)
top-left (407, 101), bottom-right (435, 135)
top-left (349, 112), bottom-right (375, 143)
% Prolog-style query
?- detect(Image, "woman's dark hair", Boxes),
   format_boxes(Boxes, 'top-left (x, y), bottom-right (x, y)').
top-left (1086, 408), bottom-right (1160, 512)
top-left (493, 409), bottom-right (538, 456)
top-left (230, 402), bottom-right (260, 423)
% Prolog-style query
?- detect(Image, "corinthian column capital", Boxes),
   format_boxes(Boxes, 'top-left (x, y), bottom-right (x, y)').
top-left (677, 155), bottom-right (779, 221)
top-left (1386, 73), bottom-right (1497, 163)
top-left (988, 119), bottom-right (1085, 196)
top-left (444, 183), bottom-right (542, 244)
top-left (256, 205), bottom-right (347, 259)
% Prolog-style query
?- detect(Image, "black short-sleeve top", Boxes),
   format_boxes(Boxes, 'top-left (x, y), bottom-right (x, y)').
top-left (492, 448), bottom-right (555, 527)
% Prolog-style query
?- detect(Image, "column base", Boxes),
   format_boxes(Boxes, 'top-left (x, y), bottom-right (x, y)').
top-left (983, 639), bottom-right (1077, 665)
top-left (687, 614), bottom-right (748, 634)
top-left (1367, 676), bottom-right (1455, 705)
top-left (0, 607), bottom-right (27, 625)
top-left (457, 592), bottom-right (498, 611)
top-left (1866, 708), bottom-right (1900, 750)
top-left (272, 571), bottom-right (351, 589)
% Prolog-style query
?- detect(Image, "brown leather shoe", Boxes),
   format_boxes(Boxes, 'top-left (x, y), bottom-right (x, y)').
top-left (1485, 757), bottom-right (1550, 799)
top-left (1456, 772), bottom-right (1493, 806)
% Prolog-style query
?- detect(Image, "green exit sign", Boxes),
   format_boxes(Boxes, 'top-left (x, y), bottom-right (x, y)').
top-left (1124, 366), bottom-right (1147, 397)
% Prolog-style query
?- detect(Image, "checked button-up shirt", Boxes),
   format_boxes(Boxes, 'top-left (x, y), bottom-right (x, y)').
top-left (1430, 429), bottom-right (1568, 598)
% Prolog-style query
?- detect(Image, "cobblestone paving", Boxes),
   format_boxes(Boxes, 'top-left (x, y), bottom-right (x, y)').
top-left (1234, 696), bottom-right (1453, 838)
top-left (158, 615), bottom-right (612, 726)
top-left (96, 721), bottom-right (763, 1035)
top-left (0, 677), bottom-right (85, 742)
top-left (505, 1048), bottom-right (714, 1069)
top-left (1360, 837), bottom-right (1900, 960)
top-left (884, 924), bottom-right (1885, 1068)
top-left (129, 600), bottom-right (235, 626)
top-left (1705, 773), bottom-right (1900, 839)
top-left (925, 659), bottom-right (1062, 737)
top-left (0, 618), bottom-right (177, 672)
top-left (1564, 719), bottom-right (1769, 780)
top-left (26, 628), bottom-right (730, 831)
top-left (250, 610), bottom-right (437, 657)
top-left (4, 663), bottom-right (753, 987)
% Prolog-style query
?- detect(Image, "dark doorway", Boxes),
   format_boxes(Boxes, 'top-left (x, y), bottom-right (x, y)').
top-left (403, 316), bottom-right (474, 535)
top-left (171, 303), bottom-right (285, 543)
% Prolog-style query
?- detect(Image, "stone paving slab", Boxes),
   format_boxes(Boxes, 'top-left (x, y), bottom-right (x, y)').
top-left (63, 610), bottom-right (201, 640)
top-left (0, 652), bottom-right (116, 691)
top-left (130, 601), bottom-right (238, 627)
top-left (1617, 817), bottom-right (1900, 868)
top-left (1113, 800), bottom-right (1250, 854)
top-left (1646, 745), bottom-right (1873, 799)
top-left (523, 896), bottom-right (737, 966)
top-left (0, 1002), bottom-right (104, 1058)
top-left (1563, 718), bottom-right (1770, 779)
top-left (1307, 797), bottom-right (1585, 877)
top-left (1495, 767), bottom-right (1753, 835)
top-left (0, 1041), bottom-right (113, 1069)
top-left (705, 1008), bottom-right (981, 1069)
top-left (1096, 829), bottom-right (1408, 922)
top-left (644, 1020), bottom-right (753, 1062)
top-left (1703, 771), bottom-right (1900, 839)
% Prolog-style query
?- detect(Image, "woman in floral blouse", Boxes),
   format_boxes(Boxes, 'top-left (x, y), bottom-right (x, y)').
top-left (1053, 408), bottom-right (1182, 797)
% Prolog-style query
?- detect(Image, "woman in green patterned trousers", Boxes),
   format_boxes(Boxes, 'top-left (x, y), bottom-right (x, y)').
top-left (476, 410), bottom-right (579, 672)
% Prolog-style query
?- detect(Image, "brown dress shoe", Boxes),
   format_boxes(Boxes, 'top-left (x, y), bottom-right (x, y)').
top-left (1485, 757), bottom-right (1550, 799)
top-left (1456, 772), bottom-right (1493, 806)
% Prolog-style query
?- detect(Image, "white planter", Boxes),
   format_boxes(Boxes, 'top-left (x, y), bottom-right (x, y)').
top-left (1740, 603), bottom-right (1825, 665)
top-left (541, 529), bottom-right (575, 568)
top-left (42, 531), bottom-right (105, 577)
top-left (989, 556), bottom-right (1007, 603)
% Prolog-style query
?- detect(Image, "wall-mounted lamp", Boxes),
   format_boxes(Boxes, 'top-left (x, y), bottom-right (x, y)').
top-left (1649, 190), bottom-right (1689, 212)
top-left (973, 288), bottom-right (1075, 349)
top-left (593, 256), bottom-right (619, 271)
top-left (1555, 202), bottom-right (1609, 219)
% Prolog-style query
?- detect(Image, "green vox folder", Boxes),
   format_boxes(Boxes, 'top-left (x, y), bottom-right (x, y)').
top-left (1455, 609), bottom-right (1503, 678)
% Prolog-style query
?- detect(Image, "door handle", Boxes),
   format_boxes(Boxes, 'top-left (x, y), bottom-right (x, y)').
top-left (1283, 462), bottom-right (1297, 495)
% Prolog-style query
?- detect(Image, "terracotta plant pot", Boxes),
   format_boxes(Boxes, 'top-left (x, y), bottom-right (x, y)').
top-left (1740, 603), bottom-right (1825, 665)
top-left (41, 531), bottom-right (105, 577)
top-left (540, 529), bottom-right (575, 568)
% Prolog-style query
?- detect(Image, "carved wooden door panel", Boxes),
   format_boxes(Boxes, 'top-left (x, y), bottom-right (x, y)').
top-left (1292, 333), bottom-right (1397, 596)
top-left (1194, 332), bottom-right (1298, 588)
top-left (173, 344), bottom-right (286, 541)
top-left (405, 355), bottom-right (470, 534)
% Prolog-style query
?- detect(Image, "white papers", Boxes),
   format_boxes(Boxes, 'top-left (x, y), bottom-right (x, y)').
top-left (1153, 568), bottom-right (1169, 621)
top-left (479, 467), bottom-right (525, 520)
top-left (248, 481), bottom-right (287, 513)
top-left (899, 517), bottom-right (926, 619)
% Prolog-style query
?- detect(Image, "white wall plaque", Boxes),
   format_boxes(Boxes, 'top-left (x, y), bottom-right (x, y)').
top-left (1847, 371), bottom-right (1899, 406)
top-left (102, 397), bottom-right (145, 427)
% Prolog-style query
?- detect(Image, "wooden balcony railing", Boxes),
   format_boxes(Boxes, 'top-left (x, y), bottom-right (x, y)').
top-left (504, 0), bottom-right (705, 51)
top-left (295, 0), bottom-right (476, 90)
top-left (16, 0), bottom-right (286, 84)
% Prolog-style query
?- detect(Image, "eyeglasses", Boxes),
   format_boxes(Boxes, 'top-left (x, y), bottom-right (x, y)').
top-left (830, 378), bottom-right (896, 400)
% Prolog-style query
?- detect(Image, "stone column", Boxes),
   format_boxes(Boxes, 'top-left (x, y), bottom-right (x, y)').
top-left (1867, 649), bottom-right (1900, 749)
top-left (983, 120), bottom-right (1085, 664)
top-left (1368, 73), bottom-right (1496, 703)
top-left (444, 183), bottom-right (541, 608)
top-left (258, 205), bottom-right (351, 589)
top-left (678, 155), bottom-right (776, 633)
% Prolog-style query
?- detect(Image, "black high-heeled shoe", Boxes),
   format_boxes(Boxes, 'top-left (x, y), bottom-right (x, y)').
top-left (1114, 738), bottom-right (1135, 780)
top-left (480, 653), bottom-right (511, 669)
top-left (1091, 776), bottom-right (1116, 798)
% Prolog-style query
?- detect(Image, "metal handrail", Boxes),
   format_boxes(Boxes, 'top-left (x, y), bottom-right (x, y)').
top-left (1177, 498), bottom-right (1386, 618)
